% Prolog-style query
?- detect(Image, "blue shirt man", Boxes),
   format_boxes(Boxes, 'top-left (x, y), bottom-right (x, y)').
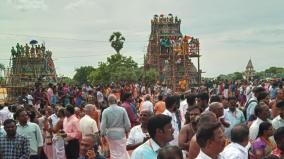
top-left (131, 114), bottom-right (174, 159)
top-left (15, 109), bottom-right (43, 159)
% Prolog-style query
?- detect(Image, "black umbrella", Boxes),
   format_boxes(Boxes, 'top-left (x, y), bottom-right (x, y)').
top-left (29, 40), bottom-right (38, 45)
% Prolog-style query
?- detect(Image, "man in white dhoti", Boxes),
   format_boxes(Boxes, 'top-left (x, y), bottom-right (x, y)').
top-left (100, 94), bottom-right (131, 159)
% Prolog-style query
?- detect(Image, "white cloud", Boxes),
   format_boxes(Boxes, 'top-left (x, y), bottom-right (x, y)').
top-left (1, 0), bottom-right (284, 78)
top-left (6, 0), bottom-right (47, 11)
top-left (217, 26), bottom-right (284, 47)
top-left (64, 0), bottom-right (96, 10)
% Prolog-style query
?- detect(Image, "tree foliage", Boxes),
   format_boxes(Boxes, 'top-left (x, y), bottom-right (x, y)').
top-left (143, 68), bottom-right (159, 86)
top-left (264, 67), bottom-right (284, 74)
top-left (216, 72), bottom-right (243, 81)
top-left (88, 63), bottom-right (111, 85)
top-left (106, 53), bottom-right (137, 69)
top-left (253, 67), bottom-right (284, 79)
top-left (88, 53), bottom-right (139, 85)
top-left (255, 71), bottom-right (265, 79)
top-left (0, 63), bottom-right (4, 71)
top-left (58, 76), bottom-right (76, 85)
top-left (215, 67), bottom-right (284, 82)
top-left (73, 66), bottom-right (95, 85)
top-left (231, 72), bottom-right (243, 81)
top-left (109, 32), bottom-right (125, 54)
top-left (0, 63), bottom-right (5, 83)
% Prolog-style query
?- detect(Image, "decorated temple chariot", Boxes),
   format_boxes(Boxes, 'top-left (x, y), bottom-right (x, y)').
top-left (3, 40), bottom-right (57, 102)
top-left (145, 14), bottom-right (202, 92)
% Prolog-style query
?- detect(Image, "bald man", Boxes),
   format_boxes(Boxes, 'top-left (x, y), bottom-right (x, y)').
top-left (209, 102), bottom-right (224, 118)
top-left (127, 110), bottom-right (154, 150)
top-left (209, 102), bottom-right (230, 128)
top-left (78, 135), bottom-right (96, 159)
top-left (188, 112), bottom-right (218, 159)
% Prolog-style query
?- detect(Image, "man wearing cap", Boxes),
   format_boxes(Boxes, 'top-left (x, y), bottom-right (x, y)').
top-left (272, 100), bottom-right (284, 129)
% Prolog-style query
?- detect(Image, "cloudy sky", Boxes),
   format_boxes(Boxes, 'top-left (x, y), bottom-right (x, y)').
top-left (0, 0), bottom-right (283, 77)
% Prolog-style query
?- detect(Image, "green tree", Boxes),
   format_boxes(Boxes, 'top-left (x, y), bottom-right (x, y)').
top-left (88, 63), bottom-right (110, 85)
top-left (73, 66), bottom-right (95, 85)
top-left (230, 72), bottom-right (243, 81)
top-left (87, 53), bottom-right (138, 85)
top-left (255, 71), bottom-right (265, 79)
top-left (214, 66), bottom-right (284, 81)
top-left (265, 67), bottom-right (284, 74)
top-left (106, 53), bottom-right (137, 71)
top-left (58, 76), bottom-right (76, 85)
top-left (143, 68), bottom-right (159, 86)
top-left (109, 32), bottom-right (125, 54)
top-left (216, 74), bottom-right (227, 81)
top-left (264, 67), bottom-right (284, 78)
top-left (0, 63), bottom-right (5, 84)
top-left (88, 69), bottom-right (101, 85)
top-left (216, 72), bottom-right (243, 82)
top-left (0, 63), bottom-right (4, 71)
top-left (110, 66), bottom-right (138, 82)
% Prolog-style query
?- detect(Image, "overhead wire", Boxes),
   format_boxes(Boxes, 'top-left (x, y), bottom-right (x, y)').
top-left (0, 53), bottom-right (145, 61)
top-left (0, 32), bottom-right (147, 65)
top-left (0, 33), bottom-right (149, 43)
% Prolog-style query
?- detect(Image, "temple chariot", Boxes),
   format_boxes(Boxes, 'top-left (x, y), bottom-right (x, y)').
top-left (2, 41), bottom-right (57, 103)
top-left (144, 14), bottom-right (202, 92)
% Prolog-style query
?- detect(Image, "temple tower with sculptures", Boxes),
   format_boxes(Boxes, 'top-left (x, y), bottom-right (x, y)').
top-left (144, 14), bottom-right (201, 92)
top-left (244, 59), bottom-right (255, 81)
top-left (3, 41), bottom-right (57, 102)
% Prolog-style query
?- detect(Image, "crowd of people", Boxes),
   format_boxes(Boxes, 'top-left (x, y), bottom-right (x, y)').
top-left (0, 79), bottom-right (284, 159)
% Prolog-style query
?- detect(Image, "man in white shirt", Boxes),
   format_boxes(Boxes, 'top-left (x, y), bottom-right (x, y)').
top-left (249, 102), bottom-right (271, 141)
top-left (26, 92), bottom-right (34, 106)
top-left (246, 87), bottom-right (265, 121)
top-left (79, 104), bottom-right (98, 137)
top-left (162, 96), bottom-right (181, 146)
top-left (272, 100), bottom-right (284, 129)
top-left (222, 124), bottom-right (249, 159)
top-left (179, 94), bottom-right (188, 125)
top-left (0, 105), bottom-right (13, 124)
top-left (49, 107), bottom-right (59, 128)
top-left (245, 84), bottom-right (253, 101)
top-left (96, 88), bottom-right (104, 108)
top-left (141, 94), bottom-right (154, 112)
top-left (196, 122), bottom-right (225, 159)
top-left (126, 110), bottom-right (153, 150)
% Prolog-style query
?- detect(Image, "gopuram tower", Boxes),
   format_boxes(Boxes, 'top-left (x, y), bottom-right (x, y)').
top-left (144, 14), bottom-right (201, 92)
top-left (244, 59), bottom-right (255, 81)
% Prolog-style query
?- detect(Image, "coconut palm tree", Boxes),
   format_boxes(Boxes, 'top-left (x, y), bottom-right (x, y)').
top-left (0, 63), bottom-right (4, 76)
top-left (109, 32), bottom-right (125, 54)
top-left (0, 63), bottom-right (5, 84)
